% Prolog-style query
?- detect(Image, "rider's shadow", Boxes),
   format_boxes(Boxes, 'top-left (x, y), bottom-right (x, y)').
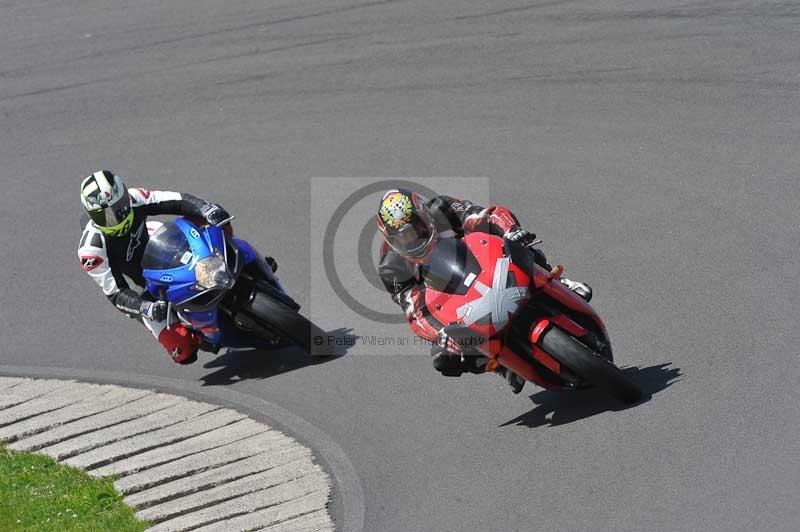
top-left (199, 328), bottom-right (358, 386)
top-left (500, 363), bottom-right (682, 428)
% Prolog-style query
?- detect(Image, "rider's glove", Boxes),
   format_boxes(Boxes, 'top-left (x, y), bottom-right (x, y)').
top-left (504, 227), bottom-right (537, 247)
top-left (201, 203), bottom-right (231, 226)
top-left (140, 300), bottom-right (168, 322)
top-left (436, 329), bottom-right (463, 356)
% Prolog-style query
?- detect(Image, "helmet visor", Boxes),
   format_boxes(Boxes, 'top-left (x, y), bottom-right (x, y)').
top-left (387, 217), bottom-right (435, 258)
top-left (88, 187), bottom-right (131, 228)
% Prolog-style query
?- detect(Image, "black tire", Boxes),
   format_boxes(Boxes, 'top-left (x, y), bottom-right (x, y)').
top-left (245, 291), bottom-right (327, 354)
top-left (539, 326), bottom-right (642, 404)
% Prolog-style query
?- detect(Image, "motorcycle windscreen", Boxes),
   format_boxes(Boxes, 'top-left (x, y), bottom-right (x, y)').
top-left (141, 222), bottom-right (193, 270)
top-left (420, 237), bottom-right (482, 296)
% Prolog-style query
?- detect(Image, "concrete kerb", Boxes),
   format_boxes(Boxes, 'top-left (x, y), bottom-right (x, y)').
top-left (0, 365), bottom-right (365, 532)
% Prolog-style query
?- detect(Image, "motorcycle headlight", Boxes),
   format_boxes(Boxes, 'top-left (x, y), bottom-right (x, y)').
top-left (194, 253), bottom-right (231, 289)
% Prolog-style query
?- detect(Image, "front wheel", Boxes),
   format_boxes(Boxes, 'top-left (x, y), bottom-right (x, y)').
top-left (245, 291), bottom-right (327, 354)
top-left (539, 326), bottom-right (642, 404)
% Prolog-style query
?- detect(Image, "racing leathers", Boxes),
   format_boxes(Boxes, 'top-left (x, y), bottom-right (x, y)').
top-left (377, 195), bottom-right (550, 378)
top-left (77, 187), bottom-right (226, 363)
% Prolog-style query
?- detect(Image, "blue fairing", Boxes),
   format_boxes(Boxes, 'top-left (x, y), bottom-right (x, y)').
top-left (141, 219), bottom-right (275, 348)
top-left (180, 308), bottom-right (222, 344)
top-left (234, 237), bottom-right (258, 265)
top-left (142, 219), bottom-right (223, 303)
top-left (233, 236), bottom-right (293, 302)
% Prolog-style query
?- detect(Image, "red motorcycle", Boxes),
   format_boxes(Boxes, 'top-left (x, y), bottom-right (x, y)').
top-left (423, 232), bottom-right (642, 403)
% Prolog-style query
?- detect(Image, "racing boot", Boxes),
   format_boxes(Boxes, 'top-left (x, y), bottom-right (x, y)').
top-left (496, 366), bottom-right (525, 394)
top-left (265, 256), bottom-right (278, 273)
top-left (433, 353), bottom-right (465, 376)
top-left (431, 344), bottom-right (486, 377)
top-left (560, 277), bottom-right (592, 302)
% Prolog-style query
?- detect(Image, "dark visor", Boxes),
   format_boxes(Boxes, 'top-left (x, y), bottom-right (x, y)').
top-left (387, 219), bottom-right (433, 257)
top-left (89, 188), bottom-right (131, 227)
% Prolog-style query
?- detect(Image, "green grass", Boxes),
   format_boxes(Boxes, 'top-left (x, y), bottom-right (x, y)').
top-left (0, 445), bottom-right (150, 532)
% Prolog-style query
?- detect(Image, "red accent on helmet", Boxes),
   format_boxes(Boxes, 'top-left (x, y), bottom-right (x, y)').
top-left (80, 255), bottom-right (104, 272)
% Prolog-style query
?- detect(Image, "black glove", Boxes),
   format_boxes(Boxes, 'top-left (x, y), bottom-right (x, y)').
top-left (201, 203), bottom-right (231, 226)
top-left (140, 300), bottom-right (168, 321)
top-left (504, 227), bottom-right (537, 247)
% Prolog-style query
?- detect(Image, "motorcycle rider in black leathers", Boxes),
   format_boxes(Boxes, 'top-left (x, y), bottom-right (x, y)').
top-left (375, 188), bottom-right (592, 394)
top-left (77, 169), bottom-right (241, 364)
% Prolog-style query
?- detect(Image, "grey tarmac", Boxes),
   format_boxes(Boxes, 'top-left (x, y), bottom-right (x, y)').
top-left (1, 1), bottom-right (798, 531)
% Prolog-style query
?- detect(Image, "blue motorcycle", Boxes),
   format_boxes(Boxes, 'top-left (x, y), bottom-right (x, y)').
top-left (141, 217), bottom-right (324, 353)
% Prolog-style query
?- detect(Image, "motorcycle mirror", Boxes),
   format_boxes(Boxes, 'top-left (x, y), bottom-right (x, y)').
top-left (214, 215), bottom-right (235, 227)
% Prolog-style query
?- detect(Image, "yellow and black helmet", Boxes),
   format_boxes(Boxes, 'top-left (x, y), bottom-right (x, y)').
top-left (376, 188), bottom-right (437, 261)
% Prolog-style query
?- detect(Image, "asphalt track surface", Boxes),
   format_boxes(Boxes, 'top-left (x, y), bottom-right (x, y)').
top-left (1, 1), bottom-right (798, 531)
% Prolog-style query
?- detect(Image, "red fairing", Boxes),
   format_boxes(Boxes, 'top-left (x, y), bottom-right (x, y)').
top-left (80, 255), bottom-right (104, 272)
top-left (496, 345), bottom-right (561, 391)
top-left (462, 205), bottom-right (519, 235)
top-left (530, 316), bottom-right (587, 345)
top-left (531, 345), bottom-right (561, 375)
top-left (530, 319), bottom-right (550, 343)
top-left (425, 234), bottom-right (531, 338)
top-left (158, 325), bottom-right (200, 363)
top-left (549, 314), bottom-right (588, 338)
top-left (405, 285), bottom-right (440, 342)
top-left (415, 230), bottom-right (609, 392)
top-left (542, 276), bottom-right (596, 317)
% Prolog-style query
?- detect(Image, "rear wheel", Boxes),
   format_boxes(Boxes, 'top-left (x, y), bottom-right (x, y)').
top-left (245, 291), bottom-right (327, 354)
top-left (539, 326), bottom-right (642, 404)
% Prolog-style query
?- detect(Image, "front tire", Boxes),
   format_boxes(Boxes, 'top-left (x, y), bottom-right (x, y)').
top-left (245, 291), bottom-right (327, 354)
top-left (539, 326), bottom-right (642, 404)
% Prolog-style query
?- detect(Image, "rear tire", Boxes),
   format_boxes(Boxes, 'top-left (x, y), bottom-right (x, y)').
top-left (539, 326), bottom-right (642, 404)
top-left (245, 291), bottom-right (327, 355)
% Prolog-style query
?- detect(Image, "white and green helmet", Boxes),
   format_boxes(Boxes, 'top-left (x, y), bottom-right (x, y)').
top-left (80, 170), bottom-right (134, 237)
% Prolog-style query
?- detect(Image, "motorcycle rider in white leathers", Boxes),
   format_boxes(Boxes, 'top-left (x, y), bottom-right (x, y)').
top-left (77, 169), bottom-right (236, 364)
